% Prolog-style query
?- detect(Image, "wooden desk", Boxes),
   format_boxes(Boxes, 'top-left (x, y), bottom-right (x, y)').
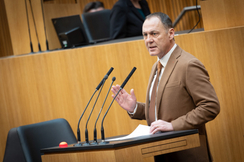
top-left (41, 130), bottom-right (200, 162)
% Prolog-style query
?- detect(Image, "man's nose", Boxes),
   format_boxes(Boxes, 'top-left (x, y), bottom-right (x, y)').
top-left (145, 35), bottom-right (153, 43)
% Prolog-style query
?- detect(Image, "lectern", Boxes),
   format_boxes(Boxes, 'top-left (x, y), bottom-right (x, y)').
top-left (41, 129), bottom-right (200, 162)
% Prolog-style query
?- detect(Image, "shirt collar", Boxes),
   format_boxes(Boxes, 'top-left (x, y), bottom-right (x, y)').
top-left (158, 44), bottom-right (177, 67)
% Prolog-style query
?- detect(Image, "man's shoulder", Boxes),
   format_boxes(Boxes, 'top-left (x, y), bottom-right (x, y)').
top-left (176, 46), bottom-right (197, 60)
top-left (173, 46), bottom-right (203, 67)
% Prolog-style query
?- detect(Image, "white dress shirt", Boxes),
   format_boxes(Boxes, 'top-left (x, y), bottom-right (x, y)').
top-left (129, 44), bottom-right (177, 115)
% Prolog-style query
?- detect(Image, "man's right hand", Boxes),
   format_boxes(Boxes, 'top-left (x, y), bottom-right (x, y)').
top-left (111, 84), bottom-right (137, 113)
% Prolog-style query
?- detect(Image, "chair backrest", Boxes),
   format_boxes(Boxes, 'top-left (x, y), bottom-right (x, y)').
top-left (81, 9), bottom-right (111, 43)
top-left (3, 118), bottom-right (77, 162)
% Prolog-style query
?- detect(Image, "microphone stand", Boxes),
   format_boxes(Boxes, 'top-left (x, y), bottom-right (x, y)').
top-left (84, 80), bottom-right (105, 146)
top-left (40, 0), bottom-right (49, 51)
top-left (91, 77), bottom-right (116, 145)
top-left (24, 0), bottom-right (34, 54)
top-left (74, 67), bottom-right (114, 146)
top-left (29, 0), bottom-right (41, 52)
top-left (99, 87), bottom-right (121, 145)
top-left (99, 67), bottom-right (137, 145)
top-left (74, 89), bottom-right (97, 146)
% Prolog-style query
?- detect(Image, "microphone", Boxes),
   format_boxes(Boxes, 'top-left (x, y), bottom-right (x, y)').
top-left (120, 67), bottom-right (137, 89)
top-left (24, 0), bottom-right (34, 53)
top-left (100, 67), bottom-right (137, 145)
top-left (96, 67), bottom-right (113, 91)
top-left (91, 77), bottom-right (116, 145)
top-left (74, 67), bottom-right (114, 146)
top-left (29, 0), bottom-right (41, 52)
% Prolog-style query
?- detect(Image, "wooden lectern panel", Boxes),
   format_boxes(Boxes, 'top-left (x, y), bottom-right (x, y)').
top-left (116, 134), bottom-right (200, 160)
top-left (42, 150), bottom-right (117, 162)
top-left (41, 133), bottom-right (200, 162)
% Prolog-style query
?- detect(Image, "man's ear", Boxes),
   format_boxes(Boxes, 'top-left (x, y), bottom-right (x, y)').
top-left (168, 28), bottom-right (175, 40)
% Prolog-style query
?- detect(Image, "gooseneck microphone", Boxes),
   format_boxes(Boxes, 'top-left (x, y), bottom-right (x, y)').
top-left (75, 87), bottom-right (97, 146)
top-left (91, 77), bottom-right (116, 145)
top-left (100, 67), bottom-right (137, 145)
top-left (84, 79), bottom-right (105, 146)
top-left (74, 67), bottom-right (114, 146)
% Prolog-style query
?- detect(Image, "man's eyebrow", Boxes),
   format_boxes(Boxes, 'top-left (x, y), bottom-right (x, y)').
top-left (151, 30), bottom-right (159, 32)
top-left (143, 30), bottom-right (158, 33)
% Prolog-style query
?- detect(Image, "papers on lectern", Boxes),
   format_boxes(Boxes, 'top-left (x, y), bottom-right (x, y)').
top-left (106, 124), bottom-right (151, 142)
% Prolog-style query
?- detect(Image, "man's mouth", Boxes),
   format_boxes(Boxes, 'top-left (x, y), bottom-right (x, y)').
top-left (149, 46), bottom-right (157, 50)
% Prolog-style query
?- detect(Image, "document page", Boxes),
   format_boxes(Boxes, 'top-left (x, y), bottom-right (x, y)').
top-left (106, 124), bottom-right (151, 141)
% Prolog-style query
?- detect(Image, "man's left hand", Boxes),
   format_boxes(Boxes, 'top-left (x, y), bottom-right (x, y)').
top-left (150, 120), bottom-right (174, 134)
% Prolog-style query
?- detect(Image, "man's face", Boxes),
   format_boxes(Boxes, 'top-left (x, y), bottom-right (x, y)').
top-left (142, 17), bottom-right (174, 59)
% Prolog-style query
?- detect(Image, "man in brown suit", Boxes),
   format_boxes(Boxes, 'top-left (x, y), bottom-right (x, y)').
top-left (111, 12), bottom-right (220, 162)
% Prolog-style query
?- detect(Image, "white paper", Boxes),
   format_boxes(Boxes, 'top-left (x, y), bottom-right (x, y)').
top-left (106, 124), bottom-right (151, 142)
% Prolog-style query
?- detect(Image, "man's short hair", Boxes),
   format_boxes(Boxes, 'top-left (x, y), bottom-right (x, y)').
top-left (145, 12), bottom-right (173, 30)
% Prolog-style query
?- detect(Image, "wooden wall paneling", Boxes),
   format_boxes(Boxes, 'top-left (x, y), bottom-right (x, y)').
top-left (182, 0), bottom-right (193, 30)
top-left (3, 0), bottom-right (47, 55)
top-left (173, 0), bottom-right (184, 30)
top-left (4, 0), bottom-right (30, 55)
top-left (27, 0), bottom-right (47, 52)
top-left (200, 0), bottom-right (244, 31)
top-left (175, 26), bottom-right (244, 162)
top-left (0, 0), bottom-right (13, 57)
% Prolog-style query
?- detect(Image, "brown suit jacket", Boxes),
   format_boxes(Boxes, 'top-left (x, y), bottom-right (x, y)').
top-left (131, 46), bottom-right (220, 162)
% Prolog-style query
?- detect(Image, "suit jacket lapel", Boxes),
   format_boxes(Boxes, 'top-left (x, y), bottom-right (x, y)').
top-left (156, 46), bottom-right (182, 115)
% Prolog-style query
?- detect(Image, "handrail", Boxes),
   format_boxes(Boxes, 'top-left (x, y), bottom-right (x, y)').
top-left (173, 5), bottom-right (201, 28)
